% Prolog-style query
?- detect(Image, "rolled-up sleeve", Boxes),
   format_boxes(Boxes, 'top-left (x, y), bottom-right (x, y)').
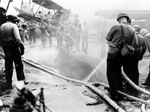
top-left (106, 25), bottom-right (116, 41)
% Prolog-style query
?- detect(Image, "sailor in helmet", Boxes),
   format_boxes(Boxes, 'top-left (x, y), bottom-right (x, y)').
top-left (140, 29), bottom-right (150, 86)
top-left (123, 25), bottom-right (146, 95)
top-left (106, 12), bottom-right (135, 101)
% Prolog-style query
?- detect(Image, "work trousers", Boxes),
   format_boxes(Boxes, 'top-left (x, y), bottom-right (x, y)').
top-left (107, 52), bottom-right (123, 97)
top-left (123, 51), bottom-right (141, 88)
top-left (145, 68), bottom-right (150, 85)
top-left (143, 57), bottom-right (150, 85)
top-left (2, 45), bottom-right (25, 84)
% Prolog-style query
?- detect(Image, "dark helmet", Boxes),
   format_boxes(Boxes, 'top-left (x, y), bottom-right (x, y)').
top-left (21, 23), bottom-right (28, 29)
top-left (7, 15), bottom-right (20, 23)
top-left (133, 25), bottom-right (141, 33)
top-left (0, 7), bottom-right (6, 13)
top-left (117, 12), bottom-right (130, 22)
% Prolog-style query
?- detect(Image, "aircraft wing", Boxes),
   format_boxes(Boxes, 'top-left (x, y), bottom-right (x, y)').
top-left (32, 0), bottom-right (64, 10)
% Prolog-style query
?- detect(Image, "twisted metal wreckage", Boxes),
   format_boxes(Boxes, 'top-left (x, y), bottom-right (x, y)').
top-left (14, 0), bottom-right (79, 50)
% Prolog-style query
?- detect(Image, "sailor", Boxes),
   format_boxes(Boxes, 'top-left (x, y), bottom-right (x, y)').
top-left (20, 23), bottom-right (30, 43)
top-left (0, 15), bottom-right (28, 88)
top-left (46, 22), bottom-right (53, 46)
top-left (46, 11), bottom-right (52, 20)
top-left (40, 22), bottom-right (48, 47)
top-left (81, 22), bottom-right (89, 53)
top-left (75, 23), bottom-right (81, 52)
top-left (132, 25), bottom-right (146, 84)
top-left (140, 29), bottom-right (150, 86)
top-left (123, 25), bottom-right (146, 94)
top-left (106, 12), bottom-right (135, 100)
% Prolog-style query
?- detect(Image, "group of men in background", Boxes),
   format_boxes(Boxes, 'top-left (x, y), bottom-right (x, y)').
top-left (19, 18), bottom-right (89, 53)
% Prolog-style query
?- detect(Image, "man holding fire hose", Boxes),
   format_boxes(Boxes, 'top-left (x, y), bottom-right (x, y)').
top-left (106, 12), bottom-right (135, 101)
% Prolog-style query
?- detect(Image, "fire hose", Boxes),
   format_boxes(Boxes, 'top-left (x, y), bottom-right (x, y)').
top-left (121, 68), bottom-right (150, 112)
top-left (22, 57), bottom-right (125, 112)
top-left (83, 59), bottom-right (150, 112)
top-left (23, 58), bottom-right (150, 112)
top-left (0, 53), bottom-right (149, 112)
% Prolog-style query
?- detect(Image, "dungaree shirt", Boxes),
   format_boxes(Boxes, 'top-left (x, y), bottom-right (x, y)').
top-left (134, 32), bottom-right (146, 52)
top-left (144, 33), bottom-right (150, 53)
top-left (106, 24), bottom-right (135, 49)
top-left (0, 21), bottom-right (22, 46)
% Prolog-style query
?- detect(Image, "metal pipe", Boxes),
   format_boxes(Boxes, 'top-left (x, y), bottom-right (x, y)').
top-left (6, 0), bottom-right (12, 13)
top-left (41, 88), bottom-right (46, 112)
top-left (35, 0), bottom-right (45, 16)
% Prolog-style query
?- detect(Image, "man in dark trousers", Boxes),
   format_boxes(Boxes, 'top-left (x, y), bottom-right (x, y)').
top-left (81, 22), bottom-right (89, 53)
top-left (106, 12), bottom-right (135, 100)
top-left (140, 29), bottom-right (150, 86)
top-left (123, 25), bottom-right (146, 95)
top-left (0, 15), bottom-right (27, 89)
top-left (133, 25), bottom-right (146, 85)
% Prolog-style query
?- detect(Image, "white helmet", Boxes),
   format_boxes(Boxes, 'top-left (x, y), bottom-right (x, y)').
top-left (133, 25), bottom-right (141, 33)
top-left (140, 29), bottom-right (148, 36)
